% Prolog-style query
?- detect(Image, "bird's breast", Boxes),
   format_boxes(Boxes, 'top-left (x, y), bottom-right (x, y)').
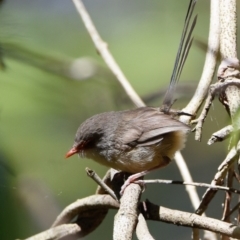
top-left (84, 130), bottom-right (187, 174)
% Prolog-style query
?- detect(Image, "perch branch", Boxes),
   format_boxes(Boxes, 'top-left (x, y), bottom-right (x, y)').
top-left (136, 178), bottom-right (240, 195)
top-left (113, 184), bottom-right (142, 240)
top-left (26, 194), bottom-right (240, 239)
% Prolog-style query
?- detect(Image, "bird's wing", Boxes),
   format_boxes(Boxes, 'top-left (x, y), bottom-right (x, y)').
top-left (119, 108), bottom-right (189, 146)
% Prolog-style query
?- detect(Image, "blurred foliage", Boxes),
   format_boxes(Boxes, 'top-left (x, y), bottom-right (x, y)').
top-left (0, 0), bottom-right (239, 239)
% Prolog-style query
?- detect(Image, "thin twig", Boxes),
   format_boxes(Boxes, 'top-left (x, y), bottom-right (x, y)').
top-left (72, 0), bottom-right (144, 107)
top-left (136, 179), bottom-right (240, 195)
top-left (86, 168), bottom-right (119, 202)
top-left (195, 143), bottom-right (239, 215)
top-left (208, 125), bottom-right (234, 145)
top-left (221, 167), bottom-right (234, 222)
top-left (175, 144), bottom-right (211, 239)
top-left (192, 91), bottom-right (215, 141)
top-left (192, 79), bottom-right (240, 141)
top-left (238, 157), bottom-right (240, 223)
top-left (174, 151), bottom-right (203, 210)
top-left (223, 202), bottom-right (240, 221)
top-left (192, 228), bottom-right (200, 240)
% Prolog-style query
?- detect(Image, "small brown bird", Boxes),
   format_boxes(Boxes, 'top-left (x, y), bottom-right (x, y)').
top-left (66, 107), bottom-right (189, 193)
top-left (66, 0), bottom-right (197, 194)
top-left (66, 107), bottom-right (189, 172)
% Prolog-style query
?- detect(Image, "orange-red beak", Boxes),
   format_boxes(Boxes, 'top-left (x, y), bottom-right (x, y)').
top-left (65, 147), bottom-right (78, 158)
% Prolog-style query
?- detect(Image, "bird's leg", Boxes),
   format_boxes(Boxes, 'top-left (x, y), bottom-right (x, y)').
top-left (120, 156), bottom-right (171, 195)
top-left (120, 170), bottom-right (148, 195)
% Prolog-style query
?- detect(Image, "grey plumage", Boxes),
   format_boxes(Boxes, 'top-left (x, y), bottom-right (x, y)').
top-left (71, 107), bottom-right (189, 173)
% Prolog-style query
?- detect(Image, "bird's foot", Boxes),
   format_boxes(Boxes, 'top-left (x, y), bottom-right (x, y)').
top-left (120, 174), bottom-right (146, 195)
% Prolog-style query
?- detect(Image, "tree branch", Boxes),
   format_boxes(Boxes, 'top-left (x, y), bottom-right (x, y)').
top-left (113, 184), bottom-right (142, 240)
top-left (72, 0), bottom-right (144, 107)
top-left (143, 200), bottom-right (240, 238)
top-left (137, 178), bottom-right (240, 195)
top-left (180, 0), bottom-right (220, 124)
top-left (196, 142), bottom-right (239, 215)
top-left (136, 214), bottom-right (155, 240)
top-left (52, 195), bottom-right (119, 238)
top-left (86, 168), bottom-right (119, 202)
top-left (25, 224), bottom-right (81, 240)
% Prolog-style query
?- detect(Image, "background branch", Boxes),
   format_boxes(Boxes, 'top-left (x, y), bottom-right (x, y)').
top-left (219, 0), bottom-right (240, 126)
top-left (72, 0), bottom-right (144, 107)
top-left (180, 0), bottom-right (220, 124)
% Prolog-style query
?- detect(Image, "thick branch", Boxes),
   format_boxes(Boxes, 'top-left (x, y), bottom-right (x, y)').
top-left (113, 184), bottom-right (142, 240)
top-left (144, 200), bottom-right (240, 238)
top-left (25, 224), bottom-right (81, 240)
top-left (25, 193), bottom-right (240, 239)
top-left (52, 194), bottom-right (118, 238)
top-left (219, 0), bottom-right (240, 127)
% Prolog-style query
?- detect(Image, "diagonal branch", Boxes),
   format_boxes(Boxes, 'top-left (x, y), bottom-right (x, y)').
top-left (195, 142), bottom-right (239, 215)
top-left (52, 195), bottom-right (119, 227)
top-left (72, 0), bottom-right (144, 107)
top-left (25, 224), bottom-right (81, 240)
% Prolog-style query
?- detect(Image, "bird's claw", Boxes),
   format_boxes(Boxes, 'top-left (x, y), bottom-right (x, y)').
top-left (120, 178), bottom-right (146, 195)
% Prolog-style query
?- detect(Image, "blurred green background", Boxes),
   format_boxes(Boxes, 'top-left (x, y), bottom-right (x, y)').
top-left (0, 0), bottom-right (238, 239)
